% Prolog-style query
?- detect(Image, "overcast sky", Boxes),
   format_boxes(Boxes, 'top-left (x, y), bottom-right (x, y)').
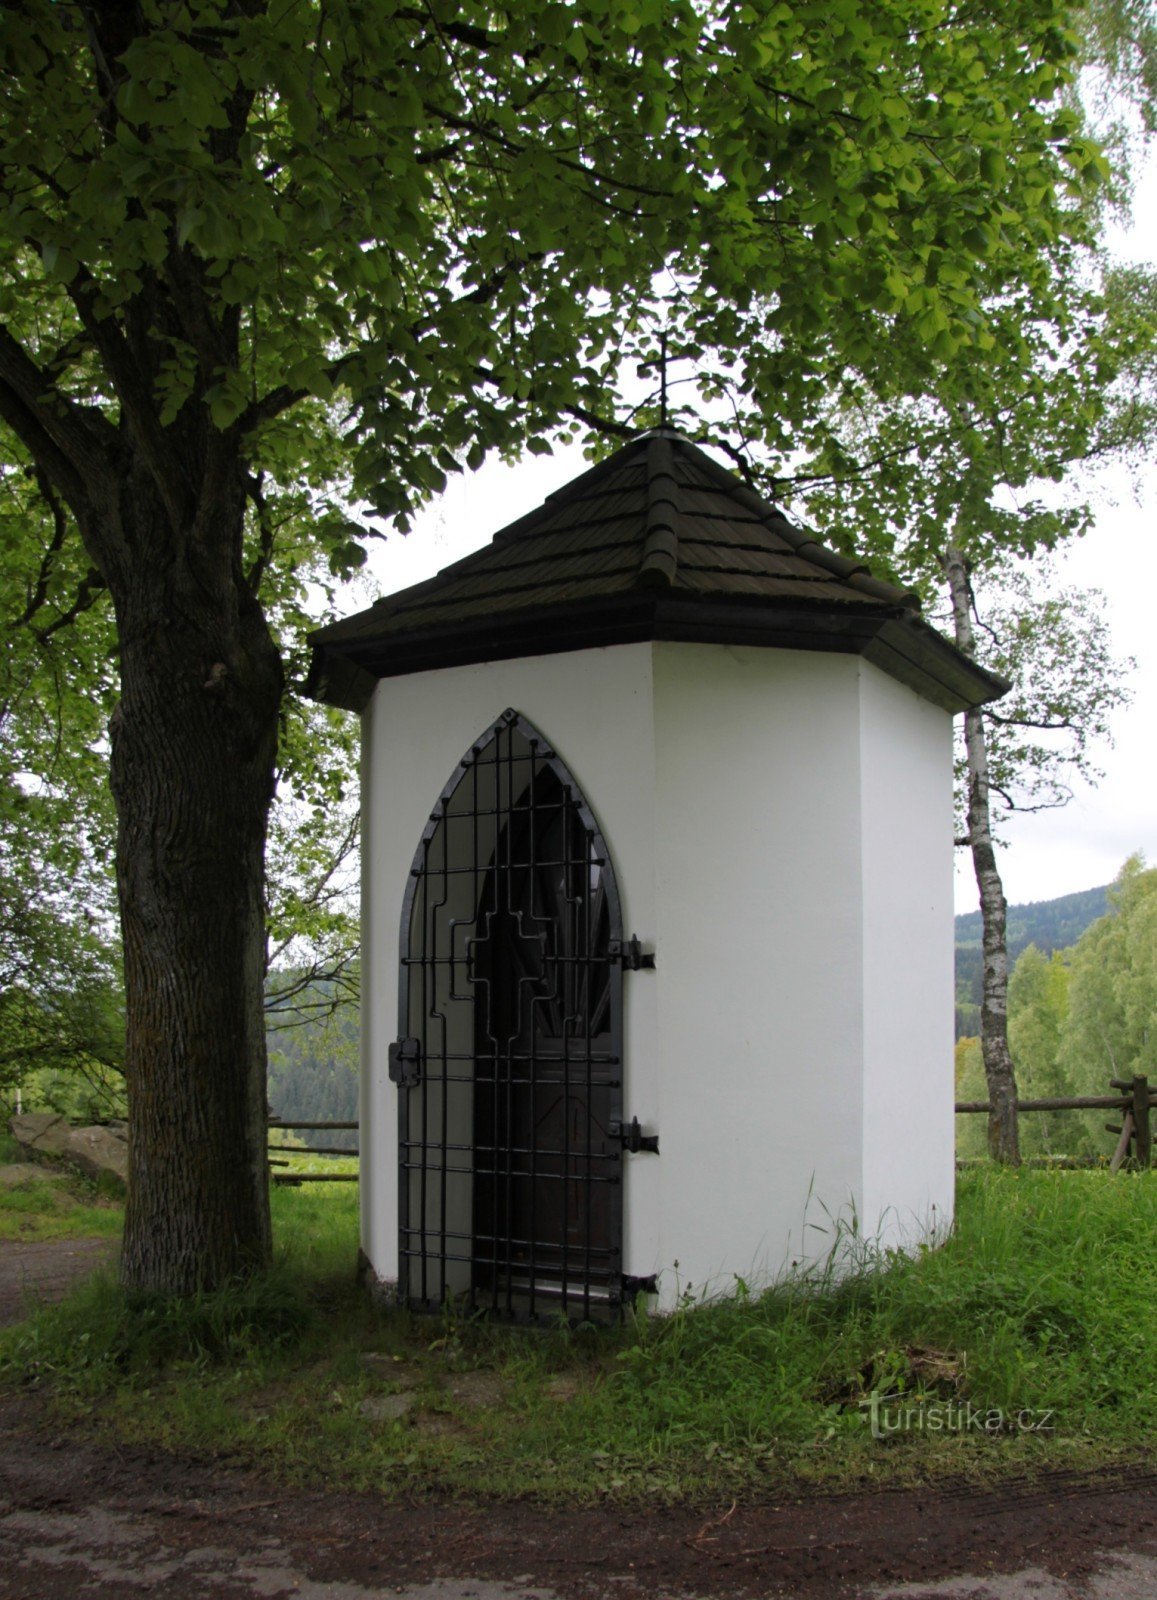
top-left (958, 153), bottom-right (1157, 914)
top-left (364, 179), bottom-right (1157, 919)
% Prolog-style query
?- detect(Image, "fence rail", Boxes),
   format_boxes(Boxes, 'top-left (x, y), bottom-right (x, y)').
top-left (268, 1143), bottom-right (357, 1157)
top-left (955, 1095), bottom-right (1148, 1113)
top-left (267, 1117), bottom-right (359, 1184)
top-left (268, 1119), bottom-right (358, 1131)
top-left (265, 1078), bottom-right (1156, 1188)
top-left (955, 1073), bottom-right (1154, 1170)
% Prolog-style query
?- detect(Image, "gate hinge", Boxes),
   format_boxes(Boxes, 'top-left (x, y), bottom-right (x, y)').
top-left (622, 1273), bottom-right (658, 1299)
top-left (609, 936), bottom-right (655, 971)
top-left (611, 1116), bottom-right (659, 1155)
top-left (388, 1037), bottom-right (422, 1087)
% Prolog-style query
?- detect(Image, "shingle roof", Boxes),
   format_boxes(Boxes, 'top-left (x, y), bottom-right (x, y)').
top-left (307, 430), bottom-right (1007, 714)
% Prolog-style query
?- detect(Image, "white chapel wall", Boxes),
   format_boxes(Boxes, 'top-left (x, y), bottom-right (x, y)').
top-left (360, 643), bottom-right (659, 1289)
top-left (857, 662), bottom-right (957, 1252)
top-left (361, 636), bottom-right (959, 1311)
top-left (649, 642), bottom-right (868, 1305)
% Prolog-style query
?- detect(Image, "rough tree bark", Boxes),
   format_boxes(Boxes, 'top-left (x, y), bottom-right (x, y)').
top-left (0, 371), bottom-right (286, 1293)
top-left (942, 546), bottom-right (1020, 1166)
top-left (0, 1), bottom-right (285, 1294)
top-left (109, 500), bottom-right (279, 1290)
top-left (100, 465), bottom-right (283, 1294)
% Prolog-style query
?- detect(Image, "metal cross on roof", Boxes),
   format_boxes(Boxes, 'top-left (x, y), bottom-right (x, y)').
top-left (637, 328), bottom-right (670, 430)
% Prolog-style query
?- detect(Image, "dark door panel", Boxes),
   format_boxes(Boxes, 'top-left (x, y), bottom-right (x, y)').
top-left (397, 710), bottom-right (625, 1322)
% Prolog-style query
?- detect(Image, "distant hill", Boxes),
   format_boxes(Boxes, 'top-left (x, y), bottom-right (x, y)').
top-left (266, 972), bottom-right (359, 1150)
top-left (954, 883), bottom-right (1110, 1038)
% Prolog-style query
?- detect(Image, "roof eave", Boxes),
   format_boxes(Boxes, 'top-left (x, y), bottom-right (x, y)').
top-left (304, 645), bottom-right (379, 714)
top-left (306, 591), bottom-right (1006, 715)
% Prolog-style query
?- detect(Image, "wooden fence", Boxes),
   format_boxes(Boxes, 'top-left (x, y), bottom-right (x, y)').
top-left (267, 1078), bottom-right (1155, 1185)
top-left (955, 1074), bottom-right (1154, 1170)
top-left (268, 1118), bottom-right (359, 1183)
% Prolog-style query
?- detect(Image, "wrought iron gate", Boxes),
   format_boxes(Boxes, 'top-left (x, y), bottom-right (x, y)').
top-left (392, 709), bottom-right (627, 1321)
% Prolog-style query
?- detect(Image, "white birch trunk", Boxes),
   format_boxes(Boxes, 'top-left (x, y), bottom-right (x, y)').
top-left (943, 546), bottom-right (1021, 1165)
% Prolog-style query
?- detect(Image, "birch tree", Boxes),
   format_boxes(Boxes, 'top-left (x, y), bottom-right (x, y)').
top-left (943, 547), bottom-right (1021, 1161)
top-left (941, 550), bottom-right (1131, 1162)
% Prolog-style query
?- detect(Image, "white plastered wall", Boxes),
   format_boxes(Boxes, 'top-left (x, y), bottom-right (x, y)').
top-left (857, 662), bottom-right (956, 1252)
top-left (360, 637), bottom-right (957, 1310)
top-left (359, 643), bottom-right (659, 1289)
top-left (649, 643), bottom-right (867, 1303)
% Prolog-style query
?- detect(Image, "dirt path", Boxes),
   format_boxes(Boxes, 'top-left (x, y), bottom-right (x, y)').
top-left (1, 1391), bottom-right (1156, 1600)
top-left (3, 1244), bottom-right (1156, 1597)
top-left (0, 1239), bottom-right (115, 1328)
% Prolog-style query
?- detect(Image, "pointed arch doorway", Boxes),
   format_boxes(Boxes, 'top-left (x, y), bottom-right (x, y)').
top-left (391, 709), bottom-right (625, 1321)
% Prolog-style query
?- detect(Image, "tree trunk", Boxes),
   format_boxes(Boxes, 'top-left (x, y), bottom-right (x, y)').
top-left (101, 467), bottom-right (283, 1294)
top-left (943, 546), bottom-right (1021, 1166)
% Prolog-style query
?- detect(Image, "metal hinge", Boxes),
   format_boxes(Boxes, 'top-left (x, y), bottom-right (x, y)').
top-left (611, 1116), bottom-right (659, 1155)
top-left (388, 1037), bottom-right (422, 1088)
top-left (609, 936), bottom-right (655, 970)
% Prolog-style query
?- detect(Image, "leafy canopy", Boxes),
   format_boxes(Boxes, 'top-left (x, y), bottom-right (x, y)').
top-left (942, 559), bottom-right (1134, 843)
top-left (0, 0), bottom-right (1107, 540)
top-left (0, 444), bottom-right (363, 1070)
top-left (0, 0), bottom-right (1116, 1114)
top-left (0, 461), bottom-right (121, 1100)
top-left (959, 856), bottom-right (1157, 1161)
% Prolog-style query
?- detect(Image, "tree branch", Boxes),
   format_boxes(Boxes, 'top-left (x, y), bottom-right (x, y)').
top-left (238, 349), bottom-right (363, 436)
top-left (64, 266), bottom-right (193, 524)
top-left (394, 5), bottom-right (498, 51)
top-left (240, 255), bottom-right (538, 434)
top-left (36, 565), bottom-right (108, 644)
top-left (8, 470), bottom-right (69, 630)
top-left (560, 398), bottom-right (634, 439)
top-left (0, 325), bottom-right (114, 510)
top-left (264, 953), bottom-right (361, 1026)
top-left (245, 471), bottom-right (277, 593)
top-left (986, 712), bottom-right (1078, 731)
top-left (423, 101), bottom-right (665, 206)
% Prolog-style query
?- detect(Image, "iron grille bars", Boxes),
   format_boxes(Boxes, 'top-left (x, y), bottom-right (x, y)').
top-left (396, 709), bottom-right (625, 1323)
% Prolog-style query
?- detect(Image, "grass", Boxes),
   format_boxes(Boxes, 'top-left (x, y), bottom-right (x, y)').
top-left (1, 1166), bottom-right (1155, 1504)
top-left (0, 1131), bottom-right (124, 1242)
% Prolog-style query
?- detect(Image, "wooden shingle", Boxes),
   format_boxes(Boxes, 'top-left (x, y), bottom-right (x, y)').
top-left (308, 430), bottom-right (1006, 714)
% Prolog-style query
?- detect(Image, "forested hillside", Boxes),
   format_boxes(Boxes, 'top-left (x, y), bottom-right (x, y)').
top-left (957, 858), bottom-right (1157, 1160)
top-left (955, 883), bottom-right (1109, 1038)
top-left (266, 982), bottom-right (359, 1151)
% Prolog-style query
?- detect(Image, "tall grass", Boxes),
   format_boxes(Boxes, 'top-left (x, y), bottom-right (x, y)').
top-left (1, 1179), bottom-right (358, 1384)
top-left (2, 1169), bottom-right (1154, 1502)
